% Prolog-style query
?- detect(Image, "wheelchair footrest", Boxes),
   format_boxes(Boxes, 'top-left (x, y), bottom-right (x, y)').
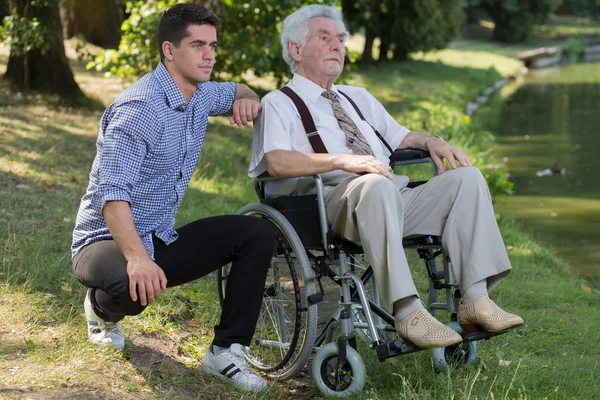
top-left (376, 339), bottom-right (420, 362)
top-left (463, 328), bottom-right (510, 343)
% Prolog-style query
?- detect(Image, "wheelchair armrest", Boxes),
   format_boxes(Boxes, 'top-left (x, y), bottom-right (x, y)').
top-left (254, 171), bottom-right (324, 184)
top-left (393, 149), bottom-right (430, 162)
top-left (393, 149), bottom-right (440, 175)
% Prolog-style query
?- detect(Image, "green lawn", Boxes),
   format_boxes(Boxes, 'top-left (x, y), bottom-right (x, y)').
top-left (1, 27), bottom-right (600, 399)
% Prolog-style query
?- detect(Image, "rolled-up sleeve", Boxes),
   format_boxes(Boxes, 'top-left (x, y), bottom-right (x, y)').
top-left (249, 95), bottom-right (294, 177)
top-left (92, 101), bottom-right (159, 214)
top-left (202, 81), bottom-right (238, 116)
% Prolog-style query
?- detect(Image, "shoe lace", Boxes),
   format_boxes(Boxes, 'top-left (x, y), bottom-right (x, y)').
top-left (228, 347), bottom-right (256, 375)
top-left (92, 321), bottom-right (120, 336)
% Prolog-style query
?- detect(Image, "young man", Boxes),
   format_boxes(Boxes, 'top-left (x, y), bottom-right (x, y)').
top-left (250, 5), bottom-right (523, 350)
top-left (72, 4), bottom-right (269, 392)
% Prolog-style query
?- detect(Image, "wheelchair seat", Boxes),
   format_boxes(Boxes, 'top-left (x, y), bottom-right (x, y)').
top-left (215, 149), bottom-right (505, 396)
top-left (260, 193), bottom-right (438, 252)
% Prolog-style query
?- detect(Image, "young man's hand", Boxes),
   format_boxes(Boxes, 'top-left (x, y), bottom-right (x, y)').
top-left (230, 98), bottom-right (261, 126)
top-left (126, 257), bottom-right (168, 306)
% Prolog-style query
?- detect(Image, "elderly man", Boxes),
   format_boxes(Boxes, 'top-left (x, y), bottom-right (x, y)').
top-left (249, 4), bottom-right (523, 350)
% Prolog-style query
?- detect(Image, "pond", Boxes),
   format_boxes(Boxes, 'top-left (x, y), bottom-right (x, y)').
top-left (480, 62), bottom-right (600, 284)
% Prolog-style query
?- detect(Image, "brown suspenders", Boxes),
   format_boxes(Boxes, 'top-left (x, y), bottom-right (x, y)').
top-left (279, 86), bottom-right (396, 168)
top-left (279, 86), bottom-right (328, 154)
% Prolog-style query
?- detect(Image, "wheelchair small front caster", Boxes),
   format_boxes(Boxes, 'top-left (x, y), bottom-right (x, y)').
top-left (312, 342), bottom-right (366, 397)
top-left (431, 321), bottom-right (477, 373)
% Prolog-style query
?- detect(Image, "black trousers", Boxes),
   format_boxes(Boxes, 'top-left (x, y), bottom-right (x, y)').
top-left (72, 215), bottom-right (274, 347)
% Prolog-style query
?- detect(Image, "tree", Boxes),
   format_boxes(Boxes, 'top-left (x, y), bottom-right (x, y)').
top-left (90, 0), bottom-right (339, 86)
top-left (342, 0), bottom-right (464, 63)
top-left (467, 0), bottom-right (563, 42)
top-left (2, 0), bottom-right (86, 103)
top-left (342, 0), bottom-right (381, 64)
top-left (60, 0), bottom-right (123, 49)
top-left (557, 0), bottom-right (600, 19)
top-left (386, 0), bottom-right (464, 62)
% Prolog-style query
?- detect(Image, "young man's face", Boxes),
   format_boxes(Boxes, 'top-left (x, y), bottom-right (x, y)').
top-left (171, 24), bottom-right (217, 85)
top-left (297, 17), bottom-right (347, 79)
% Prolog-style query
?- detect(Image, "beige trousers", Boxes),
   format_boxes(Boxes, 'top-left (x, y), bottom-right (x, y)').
top-left (325, 167), bottom-right (511, 311)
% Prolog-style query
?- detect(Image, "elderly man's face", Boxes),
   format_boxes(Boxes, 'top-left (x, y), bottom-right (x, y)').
top-left (298, 17), bottom-right (347, 79)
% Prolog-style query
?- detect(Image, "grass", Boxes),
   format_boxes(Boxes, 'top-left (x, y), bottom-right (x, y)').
top-left (2, 23), bottom-right (600, 398)
top-left (448, 15), bottom-right (600, 59)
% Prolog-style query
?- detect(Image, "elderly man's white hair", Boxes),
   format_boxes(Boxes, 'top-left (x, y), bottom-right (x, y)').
top-left (281, 4), bottom-right (347, 74)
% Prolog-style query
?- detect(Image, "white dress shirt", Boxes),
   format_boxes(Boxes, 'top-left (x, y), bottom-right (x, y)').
top-left (249, 74), bottom-right (411, 195)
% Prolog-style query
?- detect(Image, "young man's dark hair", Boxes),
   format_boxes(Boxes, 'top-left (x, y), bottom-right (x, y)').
top-left (157, 3), bottom-right (220, 60)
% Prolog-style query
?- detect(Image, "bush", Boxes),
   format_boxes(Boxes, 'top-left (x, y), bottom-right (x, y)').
top-left (415, 101), bottom-right (513, 197)
top-left (89, 0), bottom-right (338, 86)
top-left (343, 0), bottom-right (464, 62)
top-left (467, 0), bottom-right (563, 43)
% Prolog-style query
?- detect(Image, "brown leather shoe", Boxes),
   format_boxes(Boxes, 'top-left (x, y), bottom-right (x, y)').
top-left (458, 297), bottom-right (524, 333)
top-left (395, 309), bottom-right (463, 349)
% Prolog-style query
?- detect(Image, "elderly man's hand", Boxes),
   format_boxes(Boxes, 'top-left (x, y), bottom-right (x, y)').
top-left (426, 137), bottom-right (471, 173)
top-left (337, 154), bottom-right (393, 179)
top-left (230, 98), bottom-right (261, 127)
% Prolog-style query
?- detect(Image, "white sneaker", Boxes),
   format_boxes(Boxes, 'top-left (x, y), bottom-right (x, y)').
top-left (202, 343), bottom-right (267, 392)
top-left (84, 289), bottom-right (125, 350)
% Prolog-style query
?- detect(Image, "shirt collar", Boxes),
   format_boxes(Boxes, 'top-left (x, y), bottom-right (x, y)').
top-left (289, 73), bottom-right (339, 104)
top-left (154, 61), bottom-right (186, 111)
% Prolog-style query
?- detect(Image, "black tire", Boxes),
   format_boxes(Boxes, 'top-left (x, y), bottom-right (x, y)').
top-left (217, 203), bottom-right (318, 380)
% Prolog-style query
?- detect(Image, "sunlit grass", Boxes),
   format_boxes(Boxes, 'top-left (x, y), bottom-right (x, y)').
top-left (2, 29), bottom-right (600, 398)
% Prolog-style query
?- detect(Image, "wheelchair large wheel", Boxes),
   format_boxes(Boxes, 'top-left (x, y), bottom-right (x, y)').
top-left (431, 321), bottom-right (477, 373)
top-left (217, 203), bottom-right (318, 380)
top-left (312, 342), bottom-right (366, 397)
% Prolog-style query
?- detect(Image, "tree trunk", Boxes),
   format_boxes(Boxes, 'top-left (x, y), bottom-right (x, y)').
top-left (5, 0), bottom-right (87, 103)
top-left (1, 0), bottom-right (9, 18)
top-left (359, 28), bottom-right (376, 64)
top-left (392, 44), bottom-right (409, 62)
top-left (378, 37), bottom-right (391, 62)
top-left (61, 0), bottom-right (122, 48)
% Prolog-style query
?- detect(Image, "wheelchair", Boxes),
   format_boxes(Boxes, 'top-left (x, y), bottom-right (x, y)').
top-left (217, 149), bottom-right (508, 397)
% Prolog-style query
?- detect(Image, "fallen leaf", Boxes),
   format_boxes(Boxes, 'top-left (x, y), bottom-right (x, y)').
top-left (499, 359), bottom-right (512, 367)
top-left (541, 364), bottom-right (549, 368)
top-left (582, 285), bottom-right (592, 294)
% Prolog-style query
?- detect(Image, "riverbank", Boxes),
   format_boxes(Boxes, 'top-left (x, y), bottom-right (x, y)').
top-left (2, 30), bottom-right (600, 399)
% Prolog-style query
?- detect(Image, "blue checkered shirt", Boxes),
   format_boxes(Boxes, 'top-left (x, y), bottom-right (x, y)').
top-left (72, 61), bottom-right (237, 258)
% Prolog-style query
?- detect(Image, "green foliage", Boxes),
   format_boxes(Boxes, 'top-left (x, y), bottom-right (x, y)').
top-left (386, 0), bottom-right (464, 61)
top-left (343, 0), bottom-right (464, 62)
top-left (558, 0), bottom-right (600, 18)
top-left (415, 101), bottom-right (513, 197)
top-left (562, 36), bottom-right (588, 63)
top-left (468, 0), bottom-right (563, 42)
top-left (87, 1), bottom-right (169, 78)
top-left (89, 0), bottom-right (339, 85)
top-left (0, 7), bottom-right (54, 56)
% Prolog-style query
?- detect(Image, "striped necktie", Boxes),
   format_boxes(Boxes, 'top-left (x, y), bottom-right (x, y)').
top-left (321, 89), bottom-right (374, 156)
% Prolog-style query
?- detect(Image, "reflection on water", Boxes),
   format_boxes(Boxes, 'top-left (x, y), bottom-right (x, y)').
top-left (483, 63), bottom-right (600, 282)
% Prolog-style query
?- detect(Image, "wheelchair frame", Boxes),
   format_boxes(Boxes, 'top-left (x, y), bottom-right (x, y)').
top-left (217, 150), bottom-right (501, 396)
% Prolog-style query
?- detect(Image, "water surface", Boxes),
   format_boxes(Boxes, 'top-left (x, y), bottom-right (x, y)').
top-left (482, 63), bottom-right (600, 282)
